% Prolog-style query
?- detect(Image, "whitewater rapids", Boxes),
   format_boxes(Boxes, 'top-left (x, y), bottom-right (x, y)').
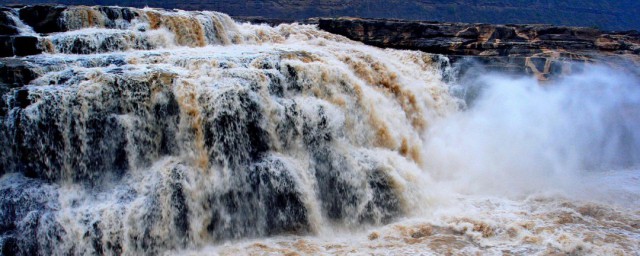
top-left (0, 6), bottom-right (638, 256)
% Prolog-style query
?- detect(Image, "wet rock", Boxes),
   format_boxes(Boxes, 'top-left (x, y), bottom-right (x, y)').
top-left (0, 58), bottom-right (38, 87)
top-left (0, 174), bottom-right (59, 255)
top-left (295, 104), bottom-right (401, 225)
top-left (97, 6), bottom-right (138, 23)
top-left (0, 83), bottom-right (8, 116)
top-left (0, 70), bottom-right (184, 181)
top-left (361, 168), bottom-right (401, 224)
top-left (19, 5), bottom-right (67, 34)
top-left (0, 236), bottom-right (19, 256)
top-left (169, 168), bottom-right (189, 240)
top-left (12, 36), bottom-right (41, 56)
top-left (0, 36), bottom-right (42, 57)
top-left (0, 36), bottom-right (13, 57)
top-left (13, 89), bottom-right (30, 109)
top-left (206, 156), bottom-right (309, 239)
top-left (0, 9), bottom-right (19, 36)
top-left (249, 157), bottom-right (309, 235)
top-left (204, 89), bottom-right (270, 168)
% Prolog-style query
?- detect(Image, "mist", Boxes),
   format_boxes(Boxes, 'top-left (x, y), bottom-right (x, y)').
top-left (424, 65), bottom-right (640, 200)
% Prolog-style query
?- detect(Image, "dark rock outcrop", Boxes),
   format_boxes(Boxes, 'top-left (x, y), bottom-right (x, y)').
top-left (18, 5), bottom-right (67, 34)
top-left (0, 58), bottom-right (37, 87)
top-left (0, 8), bottom-right (19, 36)
top-left (0, 36), bottom-right (12, 57)
top-left (11, 36), bottom-right (40, 56)
top-left (319, 18), bottom-right (640, 56)
top-left (0, 36), bottom-right (42, 57)
top-left (14, 5), bottom-right (141, 35)
top-left (319, 18), bottom-right (640, 79)
top-left (0, 58), bottom-right (38, 116)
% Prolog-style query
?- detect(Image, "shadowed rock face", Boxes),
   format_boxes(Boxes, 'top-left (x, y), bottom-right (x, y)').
top-left (318, 18), bottom-right (640, 80)
top-left (0, 36), bottom-right (42, 57)
top-left (18, 5), bottom-right (67, 34)
top-left (0, 8), bottom-right (19, 36)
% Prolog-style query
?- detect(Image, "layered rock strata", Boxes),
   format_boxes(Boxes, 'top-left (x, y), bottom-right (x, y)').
top-left (318, 18), bottom-right (640, 79)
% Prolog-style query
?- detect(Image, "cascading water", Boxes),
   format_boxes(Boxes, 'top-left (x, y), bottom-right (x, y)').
top-left (0, 6), bottom-right (458, 255)
top-left (1, 5), bottom-right (639, 256)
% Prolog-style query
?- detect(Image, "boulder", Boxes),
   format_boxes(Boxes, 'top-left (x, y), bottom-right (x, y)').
top-left (18, 5), bottom-right (67, 34)
top-left (12, 36), bottom-right (41, 56)
top-left (0, 36), bottom-right (13, 57)
top-left (0, 58), bottom-right (38, 87)
top-left (0, 36), bottom-right (42, 57)
top-left (0, 9), bottom-right (19, 36)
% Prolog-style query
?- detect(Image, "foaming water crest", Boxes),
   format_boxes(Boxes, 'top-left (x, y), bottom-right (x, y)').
top-left (40, 7), bottom-right (243, 54)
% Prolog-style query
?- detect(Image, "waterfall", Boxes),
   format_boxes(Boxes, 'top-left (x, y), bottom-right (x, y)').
top-left (0, 6), bottom-right (458, 255)
top-left (2, 5), bottom-right (639, 256)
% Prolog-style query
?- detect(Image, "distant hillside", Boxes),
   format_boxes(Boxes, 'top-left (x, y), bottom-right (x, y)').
top-left (4, 0), bottom-right (640, 31)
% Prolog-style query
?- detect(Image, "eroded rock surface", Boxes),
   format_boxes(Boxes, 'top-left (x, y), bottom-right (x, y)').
top-left (319, 18), bottom-right (640, 79)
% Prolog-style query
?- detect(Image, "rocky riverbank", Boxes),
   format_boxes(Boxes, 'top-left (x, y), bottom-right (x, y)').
top-left (318, 17), bottom-right (640, 80)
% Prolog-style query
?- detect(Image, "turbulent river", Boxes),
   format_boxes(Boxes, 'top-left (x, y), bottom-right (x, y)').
top-left (0, 6), bottom-right (639, 256)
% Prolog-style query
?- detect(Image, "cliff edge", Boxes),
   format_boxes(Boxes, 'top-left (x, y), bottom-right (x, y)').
top-left (318, 17), bottom-right (640, 80)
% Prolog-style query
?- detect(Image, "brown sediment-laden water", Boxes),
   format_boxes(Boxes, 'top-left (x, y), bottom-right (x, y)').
top-left (0, 5), bottom-right (639, 255)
